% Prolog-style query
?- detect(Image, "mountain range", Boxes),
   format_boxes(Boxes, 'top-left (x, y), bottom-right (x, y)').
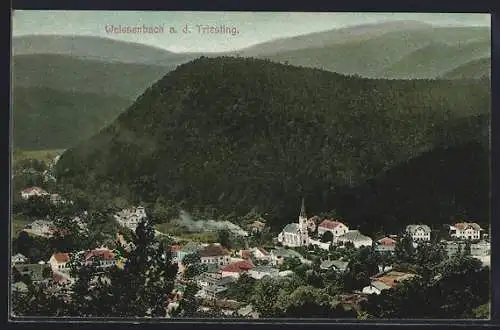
top-left (12, 21), bottom-right (491, 150)
top-left (53, 57), bottom-right (490, 233)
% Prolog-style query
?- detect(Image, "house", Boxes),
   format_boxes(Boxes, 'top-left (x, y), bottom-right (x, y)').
top-left (449, 222), bottom-right (483, 240)
top-left (113, 206), bottom-right (148, 232)
top-left (49, 252), bottom-right (71, 273)
top-left (251, 247), bottom-right (270, 261)
top-left (362, 280), bottom-right (392, 295)
top-left (269, 247), bottom-right (309, 266)
top-left (248, 265), bottom-right (280, 280)
top-left (277, 199), bottom-right (310, 247)
top-left (220, 260), bottom-right (255, 279)
top-left (320, 259), bottom-right (349, 272)
top-left (20, 187), bottom-right (49, 199)
top-left (336, 230), bottom-right (373, 248)
top-left (24, 220), bottom-right (54, 237)
top-left (317, 219), bottom-right (349, 239)
top-left (374, 237), bottom-right (397, 253)
top-left (12, 281), bottom-right (29, 293)
top-left (237, 305), bottom-right (260, 319)
top-left (199, 244), bottom-right (231, 266)
top-left (13, 263), bottom-right (51, 282)
top-left (84, 248), bottom-right (117, 269)
top-left (406, 224), bottom-right (431, 242)
top-left (362, 270), bottom-right (418, 295)
top-left (278, 270), bottom-right (295, 277)
top-left (199, 285), bottom-right (228, 300)
top-left (12, 253), bottom-right (28, 265)
top-left (247, 220), bottom-right (266, 233)
top-left (471, 241), bottom-right (490, 256)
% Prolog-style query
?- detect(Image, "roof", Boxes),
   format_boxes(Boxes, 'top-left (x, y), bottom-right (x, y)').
top-left (371, 271), bottom-right (418, 288)
top-left (370, 280), bottom-right (392, 291)
top-left (282, 223), bottom-right (300, 233)
top-left (199, 244), bottom-right (230, 257)
top-left (318, 219), bottom-right (345, 230)
top-left (240, 250), bottom-right (252, 259)
top-left (51, 253), bottom-right (71, 263)
top-left (22, 187), bottom-right (48, 194)
top-left (221, 260), bottom-right (254, 273)
top-left (299, 198), bottom-right (306, 218)
top-left (452, 222), bottom-right (483, 231)
top-left (378, 237), bottom-right (397, 246)
top-left (85, 249), bottom-right (115, 261)
top-left (320, 259), bottom-right (348, 271)
top-left (272, 247), bottom-right (304, 260)
top-left (216, 276), bottom-right (236, 286)
top-left (406, 224), bottom-right (431, 234)
top-left (251, 265), bottom-right (279, 274)
top-left (338, 230), bottom-right (372, 242)
top-left (205, 285), bottom-right (227, 294)
top-left (254, 247), bottom-right (269, 256)
top-left (13, 253), bottom-right (27, 260)
top-left (247, 221), bottom-right (266, 229)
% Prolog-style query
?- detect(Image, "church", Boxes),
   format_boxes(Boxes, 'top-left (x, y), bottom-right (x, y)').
top-left (277, 199), bottom-right (310, 247)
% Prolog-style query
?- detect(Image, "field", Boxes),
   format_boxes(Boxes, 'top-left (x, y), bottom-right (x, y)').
top-left (12, 149), bottom-right (65, 165)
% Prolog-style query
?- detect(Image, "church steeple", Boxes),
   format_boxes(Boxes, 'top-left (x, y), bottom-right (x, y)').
top-left (300, 198), bottom-right (306, 219)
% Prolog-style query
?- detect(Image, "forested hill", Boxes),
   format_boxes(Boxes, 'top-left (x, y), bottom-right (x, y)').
top-left (54, 57), bottom-right (490, 230)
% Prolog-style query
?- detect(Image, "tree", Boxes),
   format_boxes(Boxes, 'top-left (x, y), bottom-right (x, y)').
top-left (394, 234), bottom-right (416, 264)
top-left (62, 220), bottom-right (179, 317)
top-left (217, 229), bottom-right (232, 249)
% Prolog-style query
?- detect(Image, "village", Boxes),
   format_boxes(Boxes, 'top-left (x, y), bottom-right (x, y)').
top-left (11, 183), bottom-right (491, 318)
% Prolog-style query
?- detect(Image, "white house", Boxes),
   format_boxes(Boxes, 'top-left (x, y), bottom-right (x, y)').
top-left (199, 244), bottom-right (231, 266)
top-left (248, 265), bottom-right (280, 280)
top-left (20, 187), bottom-right (49, 199)
top-left (336, 230), bottom-right (373, 248)
top-left (317, 219), bottom-right (349, 238)
top-left (114, 206), bottom-right (148, 232)
top-left (405, 224), bottom-right (431, 242)
top-left (362, 280), bottom-right (392, 295)
top-left (49, 252), bottom-right (71, 273)
top-left (277, 199), bottom-right (310, 247)
top-left (24, 220), bottom-right (54, 237)
top-left (449, 222), bottom-right (483, 240)
top-left (12, 253), bottom-right (28, 265)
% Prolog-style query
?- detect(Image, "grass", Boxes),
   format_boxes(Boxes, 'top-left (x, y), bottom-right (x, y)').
top-left (11, 213), bottom-right (32, 237)
top-left (12, 148), bottom-right (65, 165)
top-left (156, 222), bottom-right (218, 243)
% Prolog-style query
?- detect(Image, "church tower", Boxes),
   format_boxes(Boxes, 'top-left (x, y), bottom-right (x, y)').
top-left (298, 198), bottom-right (309, 245)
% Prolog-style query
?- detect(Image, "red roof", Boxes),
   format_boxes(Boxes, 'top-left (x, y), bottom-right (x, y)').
top-left (52, 252), bottom-right (71, 263)
top-left (85, 249), bottom-right (115, 261)
top-left (221, 260), bottom-right (254, 273)
top-left (378, 237), bottom-right (396, 246)
top-left (318, 219), bottom-right (345, 230)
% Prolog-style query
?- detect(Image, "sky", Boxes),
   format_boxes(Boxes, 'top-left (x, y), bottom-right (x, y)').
top-left (12, 11), bottom-right (491, 52)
